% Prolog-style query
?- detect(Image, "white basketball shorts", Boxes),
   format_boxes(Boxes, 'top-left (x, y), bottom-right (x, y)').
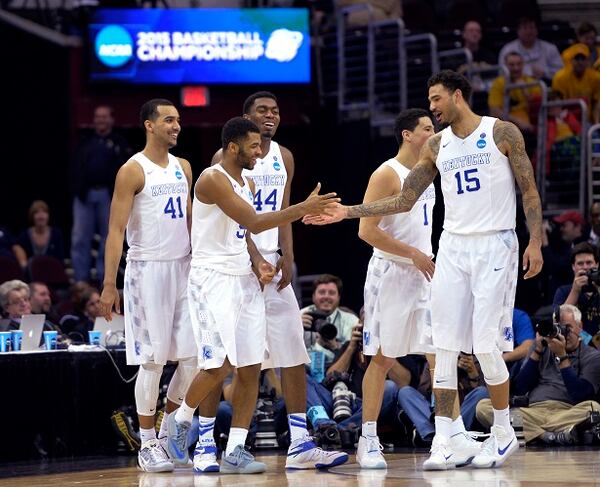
top-left (188, 266), bottom-right (267, 370)
top-left (124, 256), bottom-right (196, 366)
top-left (363, 255), bottom-right (434, 358)
top-left (431, 230), bottom-right (518, 354)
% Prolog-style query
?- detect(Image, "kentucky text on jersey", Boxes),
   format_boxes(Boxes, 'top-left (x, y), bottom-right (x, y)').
top-left (245, 174), bottom-right (286, 187)
top-left (441, 152), bottom-right (491, 173)
top-left (151, 182), bottom-right (187, 197)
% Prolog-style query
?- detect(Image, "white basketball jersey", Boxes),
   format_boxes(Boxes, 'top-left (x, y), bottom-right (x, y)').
top-left (126, 152), bottom-right (190, 261)
top-left (191, 164), bottom-right (254, 275)
top-left (435, 117), bottom-right (516, 234)
top-left (242, 141), bottom-right (287, 254)
top-left (373, 158), bottom-right (435, 264)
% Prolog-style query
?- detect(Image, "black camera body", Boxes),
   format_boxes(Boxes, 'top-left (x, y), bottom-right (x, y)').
top-left (582, 268), bottom-right (600, 293)
top-left (535, 305), bottom-right (568, 338)
top-left (307, 310), bottom-right (338, 341)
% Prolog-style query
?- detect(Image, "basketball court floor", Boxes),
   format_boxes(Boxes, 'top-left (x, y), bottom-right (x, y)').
top-left (2, 447), bottom-right (599, 486)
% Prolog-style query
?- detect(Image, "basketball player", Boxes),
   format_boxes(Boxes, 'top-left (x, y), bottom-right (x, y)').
top-left (166, 117), bottom-right (339, 474)
top-left (203, 91), bottom-right (348, 470)
top-left (304, 70), bottom-right (543, 470)
top-left (100, 99), bottom-right (198, 472)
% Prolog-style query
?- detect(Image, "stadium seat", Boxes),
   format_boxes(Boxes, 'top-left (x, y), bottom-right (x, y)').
top-left (0, 256), bottom-right (24, 283)
top-left (28, 255), bottom-right (70, 289)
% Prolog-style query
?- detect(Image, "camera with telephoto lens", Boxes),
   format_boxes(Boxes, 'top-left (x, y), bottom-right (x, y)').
top-left (323, 372), bottom-right (355, 422)
top-left (535, 305), bottom-right (568, 338)
top-left (583, 268), bottom-right (600, 293)
top-left (307, 310), bottom-right (338, 341)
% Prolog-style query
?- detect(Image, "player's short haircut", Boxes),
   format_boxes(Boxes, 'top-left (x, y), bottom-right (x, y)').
top-left (221, 117), bottom-right (261, 150)
top-left (577, 22), bottom-right (597, 37)
top-left (394, 108), bottom-right (434, 146)
top-left (571, 242), bottom-right (598, 264)
top-left (243, 91), bottom-right (278, 114)
top-left (139, 98), bottom-right (175, 129)
top-left (427, 70), bottom-right (472, 103)
top-left (312, 274), bottom-right (343, 295)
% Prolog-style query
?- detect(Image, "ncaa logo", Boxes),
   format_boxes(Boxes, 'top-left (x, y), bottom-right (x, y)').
top-left (175, 170), bottom-right (183, 180)
top-left (95, 25), bottom-right (133, 68)
top-left (273, 161), bottom-right (281, 171)
top-left (477, 138), bottom-right (486, 149)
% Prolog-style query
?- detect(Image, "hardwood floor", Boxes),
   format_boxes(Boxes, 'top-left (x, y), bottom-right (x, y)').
top-left (1, 448), bottom-right (599, 486)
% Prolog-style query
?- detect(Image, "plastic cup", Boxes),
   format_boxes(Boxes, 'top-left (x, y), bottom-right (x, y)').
top-left (43, 330), bottom-right (58, 351)
top-left (88, 330), bottom-right (102, 346)
top-left (10, 330), bottom-right (23, 351)
top-left (0, 332), bottom-right (11, 352)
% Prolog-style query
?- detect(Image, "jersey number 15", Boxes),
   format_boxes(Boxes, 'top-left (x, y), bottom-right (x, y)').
top-left (454, 168), bottom-right (481, 194)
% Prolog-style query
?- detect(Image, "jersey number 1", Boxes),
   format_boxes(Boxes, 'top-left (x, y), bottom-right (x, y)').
top-left (164, 196), bottom-right (184, 219)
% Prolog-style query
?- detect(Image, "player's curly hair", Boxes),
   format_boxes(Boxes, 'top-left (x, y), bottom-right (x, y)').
top-left (427, 70), bottom-right (472, 103)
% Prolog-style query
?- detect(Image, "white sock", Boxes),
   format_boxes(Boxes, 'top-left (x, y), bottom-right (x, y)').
top-left (225, 427), bottom-right (248, 457)
top-left (140, 427), bottom-right (156, 444)
top-left (288, 413), bottom-right (309, 443)
top-left (174, 399), bottom-right (195, 424)
top-left (493, 407), bottom-right (512, 435)
top-left (157, 412), bottom-right (169, 439)
top-left (362, 421), bottom-right (377, 438)
top-left (197, 415), bottom-right (216, 445)
top-left (451, 415), bottom-right (466, 436)
top-left (434, 416), bottom-right (452, 440)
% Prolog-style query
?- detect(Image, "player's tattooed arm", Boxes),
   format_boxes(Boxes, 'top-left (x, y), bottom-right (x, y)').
top-left (494, 121), bottom-right (543, 244)
top-left (494, 120), bottom-right (543, 278)
top-left (345, 134), bottom-right (441, 218)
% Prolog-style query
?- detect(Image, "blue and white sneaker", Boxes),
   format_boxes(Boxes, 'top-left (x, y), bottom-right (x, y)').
top-left (471, 425), bottom-right (518, 469)
top-left (356, 435), bottom-right (386, 469)
top-left (286, 436), bottom-right (349, 469)
top-left (423, 435), bottom-right (456, 471)
top-left (166, 413), bottom-right (192, 465)
top-left (193, 442), bottom-right (220, 473)
top-left (220, 444), bottom-right (266, 474)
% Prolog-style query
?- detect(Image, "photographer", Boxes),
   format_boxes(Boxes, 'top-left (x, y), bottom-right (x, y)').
top-left (301, 274), bottom-right (359, 348)
top-left (553, 242), bottom-right (600, 336)
top-left (476, 304), bottom-right (600, 445)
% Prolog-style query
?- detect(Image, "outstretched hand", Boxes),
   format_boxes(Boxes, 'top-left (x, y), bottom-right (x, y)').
top-left (302, 202), bottom-right (347, 225)
top-left (301, 183), bottom-right (341, 216)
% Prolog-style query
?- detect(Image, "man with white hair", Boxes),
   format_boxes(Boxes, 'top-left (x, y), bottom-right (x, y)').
top-left (0, 280), bottom-right (31, 329)
top-left (476, 304), bottom-right (600, 445)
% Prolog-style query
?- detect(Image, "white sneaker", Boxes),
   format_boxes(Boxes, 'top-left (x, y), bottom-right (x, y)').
top-left (138, 439), bottom-right (174, 473)
top-left (193, 442), bottom-right (220, 473)
top-left (423, 435), bottom-right (456, 471)
top-left (356, 435), bottom-right (387, 469)
top-left (471, 425), bottom-right (518, 469)
top-left (450, 431), bottom-right (483, 467)
top-left (286, 436), bottom-right (348, 469)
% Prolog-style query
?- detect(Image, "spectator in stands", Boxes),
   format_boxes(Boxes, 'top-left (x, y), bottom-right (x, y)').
top-left (553, 242), bottom-right (600, 337)
top-left (498, 16), bottom-right (563, 81)
top-left (336, 0), bottom-right (402, 27)
top-left (17, 200), bottom-right (65, 265)
top-left (552, 43), bottom-right (600, 123)
top-left (70, 105), bottom-right (131, 283)
top-left (489, 52), bottom-right (542, 134)
top-left (562, 22), bottom-right (600, 70)
top-left (461, 20), bottom-right (496, 66)
top-left (301, 274), bottom-right (359, 347)
top-left (476, 305), bottom-right (600, 445)
top-left (29, 282), bottom-right (61, 326)
top-left (503, 308), bottom-right (536, 371)
top-left (542, 211), bottom-right (587, 302)
top-left (397, 354), bottom-right (489, 446)
top-left (545, 90), bottom-right (582, 176)
top-left (0, 280), bottom-right (31, 328)
top-left (588, 202), bottom-right (600, 247)
top-left (488, 51), bottom-right (541, 157)
top-left (59, 286), bottom-right (103, 341)
top-left (0, 226), bottom-right (26, 268)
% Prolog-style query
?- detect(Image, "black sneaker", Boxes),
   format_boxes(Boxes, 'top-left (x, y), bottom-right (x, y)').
top-left (111, 410), bottom-right (141, 451)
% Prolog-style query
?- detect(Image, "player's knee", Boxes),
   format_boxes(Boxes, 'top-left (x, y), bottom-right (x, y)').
top-left (433, 349), bottom-right (459, 390)
top-left (166, 358), bottom-right (198, 405)
top-left (135, 363), bottom-right (164, 416)
top-left (372, 352), bottom-right (395, 371)
top-left (475, 350), bottom-right (509, 386)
